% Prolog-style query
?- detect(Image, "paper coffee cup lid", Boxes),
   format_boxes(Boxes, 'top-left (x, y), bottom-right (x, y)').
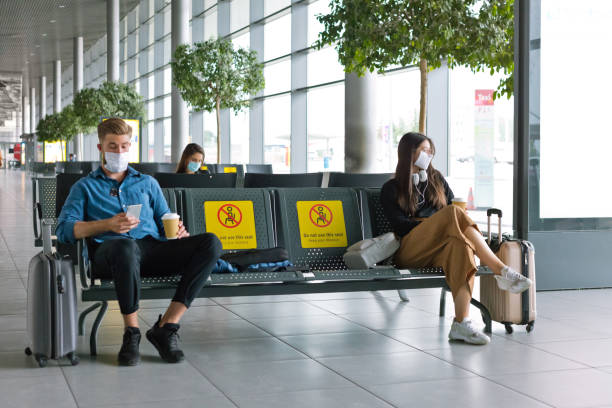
top-left (452, 197), bottom-right (466, 202)
top-left (162, 213), bottom-right (179, 220)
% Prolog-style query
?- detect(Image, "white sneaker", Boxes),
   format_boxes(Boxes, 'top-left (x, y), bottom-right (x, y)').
top-left (448, 318), bottom-right (490, 345)
top-left (495, 266), bottom-right (532, 294)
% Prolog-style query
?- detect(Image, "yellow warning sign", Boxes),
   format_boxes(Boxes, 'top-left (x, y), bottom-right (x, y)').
top-left (296, 201), bottom-right (347, 248)
top-left (204, 201), bottom-right (257, 249)
top-left (223, 167), bottom-right (237, 173)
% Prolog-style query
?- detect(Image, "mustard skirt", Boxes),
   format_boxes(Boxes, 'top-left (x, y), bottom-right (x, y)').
top-left (394, 205), bottom-right (479, 297)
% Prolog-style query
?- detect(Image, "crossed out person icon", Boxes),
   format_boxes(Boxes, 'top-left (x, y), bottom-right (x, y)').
top-left (316, 206), bottom-right (327, 225)
top-left (225, 206), bottom-right (236, 225)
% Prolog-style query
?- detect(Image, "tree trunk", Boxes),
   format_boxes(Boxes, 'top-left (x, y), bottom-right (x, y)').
top-left (419, 58), bottom-right (428, 134)
top-left (216, 96), bottom-right (221, 164)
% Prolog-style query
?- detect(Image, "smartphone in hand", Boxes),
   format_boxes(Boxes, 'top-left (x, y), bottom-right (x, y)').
top-left (126, 204), bottom-right (142, 220)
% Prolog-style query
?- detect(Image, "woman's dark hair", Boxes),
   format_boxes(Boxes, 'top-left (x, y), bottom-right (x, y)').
top-left (395, 132), bottom-right (447, 215)
top-left (176, 143), bottom-right (205, 173)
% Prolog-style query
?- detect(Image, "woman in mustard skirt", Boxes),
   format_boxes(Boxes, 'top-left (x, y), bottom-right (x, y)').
top-left (381, 132), bottom-right (531, 345)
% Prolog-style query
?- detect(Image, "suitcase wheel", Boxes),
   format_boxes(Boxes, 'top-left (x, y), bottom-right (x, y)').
top-left (24, 347), bottom-right (32, 356)
top-left (504, 323), bottom-right (514, 334)
top-left (34, 354), bottom-right (48, 368)
top-left (526, 321), bottom-right (535, 333)
top-left (67, 352), bottom-right (80, 366)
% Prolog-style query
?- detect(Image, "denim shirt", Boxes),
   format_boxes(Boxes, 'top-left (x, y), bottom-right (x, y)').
top-left (56, 166), bottom-right (170, 245)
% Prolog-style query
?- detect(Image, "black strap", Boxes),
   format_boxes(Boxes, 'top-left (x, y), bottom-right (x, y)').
top-left (520, 241), bottom-right (530, 324)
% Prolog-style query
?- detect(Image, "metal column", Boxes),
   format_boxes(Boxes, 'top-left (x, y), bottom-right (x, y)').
top-left (291, 1), bottom-right (308, 173)
top-left (30, 87), bottom-right (36, 134)
top-left (39, 76), bottom-right (46, 122)
top-left (344, 72), bottom-right (377, 173)
top-left (107, 0), bottom-right (120, 82)
top-left (170, 0), bottom-right (190, 164)
top-left (217, 0), bottom-right (230, 163)
top-left (54, 60), bottom-right (61, 113)
top-left (73, 36), bottom-right (84, 160)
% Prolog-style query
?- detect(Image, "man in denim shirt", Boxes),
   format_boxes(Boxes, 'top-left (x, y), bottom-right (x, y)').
top-left (56, 118), bottom-right (222, 366)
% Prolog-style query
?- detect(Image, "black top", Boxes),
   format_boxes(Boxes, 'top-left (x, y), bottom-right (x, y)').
top-left (380, 176), bottom-right (454, 238)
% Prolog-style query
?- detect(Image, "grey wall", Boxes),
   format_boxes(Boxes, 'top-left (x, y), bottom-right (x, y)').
top-left (530, 231), bottom-right (612, 290)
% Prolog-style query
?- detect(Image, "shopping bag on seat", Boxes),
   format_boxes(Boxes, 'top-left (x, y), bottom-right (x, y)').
top-left (343, 232), bottom-right (399, 269)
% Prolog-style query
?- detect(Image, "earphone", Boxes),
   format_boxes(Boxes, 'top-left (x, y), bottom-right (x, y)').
top-left (412, 169), bottom-right (428, 185)
top-left (413, 170), bottom-right (428, 207)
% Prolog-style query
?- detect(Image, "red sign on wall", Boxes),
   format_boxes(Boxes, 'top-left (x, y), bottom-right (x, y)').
top-left (475, 89), bottom-right (494, 106)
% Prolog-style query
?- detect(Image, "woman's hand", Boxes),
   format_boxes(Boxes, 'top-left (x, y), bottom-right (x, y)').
top-left (177, 220), bottom-right (190, 239)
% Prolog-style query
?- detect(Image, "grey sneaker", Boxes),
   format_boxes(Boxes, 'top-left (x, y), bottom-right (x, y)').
top-left (448, 318), bottom-right (490, 345)
top-left (495, 266), bottom-right (532, 294)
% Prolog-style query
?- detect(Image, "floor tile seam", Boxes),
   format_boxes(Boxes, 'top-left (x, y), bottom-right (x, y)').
top-left (211, 301), bottom-right (401, 408)
top-left (59, 361), bottom-right (82, 408)
top-left (304, 298), bottom-right (437, 318)
top-left (525, 342), bottom-right (612, 369)
top-left (183, 359), bottom-right (249, 408)
top-left (357, 375), bottom-right (556, 407)
top-left (327, 309), bottom-right (565, 407)
top-left (474, 333), bottom-right (612, 347)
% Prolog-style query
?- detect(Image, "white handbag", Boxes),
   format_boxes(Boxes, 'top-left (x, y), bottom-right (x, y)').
top-left (343, 232), bottom-right (400, 269)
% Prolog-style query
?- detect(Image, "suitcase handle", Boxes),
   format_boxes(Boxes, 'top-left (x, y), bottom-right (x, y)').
top-left (486, 208), bottom-right (503, 217)
top-left (486, 208), bottom-right (503, 244)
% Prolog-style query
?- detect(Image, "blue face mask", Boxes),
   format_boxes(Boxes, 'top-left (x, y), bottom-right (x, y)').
top-left (187, 161), bottom-right (201, 173)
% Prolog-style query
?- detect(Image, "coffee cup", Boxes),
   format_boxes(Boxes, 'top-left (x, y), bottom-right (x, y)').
top-left (452, 197), bottom-right (467, 211)
top-left (162, 213), bottom-right (180, 240)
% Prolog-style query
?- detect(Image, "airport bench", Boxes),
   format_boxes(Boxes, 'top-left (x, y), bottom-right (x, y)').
top-left (62, 187), bottom-right (492, 356)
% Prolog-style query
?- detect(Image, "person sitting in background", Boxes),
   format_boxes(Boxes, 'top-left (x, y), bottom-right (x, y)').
top-left (69, 153), bottom-right (76, 162)
top-left (176, 143), bottom-right (208, 174)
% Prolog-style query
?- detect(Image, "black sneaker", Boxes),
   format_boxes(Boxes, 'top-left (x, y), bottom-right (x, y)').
top-left (146, 314), bottom-right (185, 363)
top-left (118, 327), bottom-right (141, 366)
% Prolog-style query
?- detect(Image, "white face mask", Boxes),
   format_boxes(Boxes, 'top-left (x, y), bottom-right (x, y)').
top-left (414, 150), bottom-right (433, 170)
top-left (103, 151), bottom-right (130, 173)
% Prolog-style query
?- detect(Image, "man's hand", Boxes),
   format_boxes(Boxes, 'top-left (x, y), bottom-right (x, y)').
top-left (177, 220), bottom-right (190, 239)
top-left (107, 212), bottom-right (139, 234)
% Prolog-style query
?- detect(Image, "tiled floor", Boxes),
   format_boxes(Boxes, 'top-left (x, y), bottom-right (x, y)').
top-left (1, 168), bottom-right (612, 408)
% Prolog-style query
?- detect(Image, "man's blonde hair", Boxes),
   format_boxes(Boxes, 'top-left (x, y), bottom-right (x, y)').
top-left (97, 118), bottom-right (132, 142)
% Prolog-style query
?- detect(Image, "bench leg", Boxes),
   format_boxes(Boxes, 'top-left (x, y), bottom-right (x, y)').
top-left (470, 298), bottom-right (492, 333)
top-left (90, 301), bottom-right (108, 356)
top-left (78, 303), bottom-right (101, 336)
top-left (397, 290), bottom-right (410, 302)
top-left (439, 288), bottom-right (447, 317)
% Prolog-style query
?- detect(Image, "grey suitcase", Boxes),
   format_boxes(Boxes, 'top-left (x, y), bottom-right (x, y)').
top-left (480, 209), bottom-right (536, 334)
top-left (25, 219), bottom-right (79, 367)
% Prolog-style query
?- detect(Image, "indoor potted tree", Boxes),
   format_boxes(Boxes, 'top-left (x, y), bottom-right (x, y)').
top-left (73, 81), bottom-right (145, 133)
top-left (36, 104), bottom-right (82, 161)
top-left (171, 38), bottom-right (265, 163)
top-left (315, 0), bottom-right (514, 133)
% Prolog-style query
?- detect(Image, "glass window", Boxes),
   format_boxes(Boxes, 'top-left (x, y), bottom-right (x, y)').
top-left (264, 94), bottom-right (291, 173)
top-left (230, 0), bottom-right (249, 32)
top-left (265, 0), bottom-right (290, 16)
top-left (232, 31), bottom-right (250, 50)
top-left (163, 66), bottom-right (171, 94)
top-left (375, 68), bottom-right (420, 173)
top-left (192, 16), bottom-right (205, 43)
top-left (264, 13), bottom-right (291, 61)
top-left (308, 0), bottom-right (330, 47)
top-left (230, 109), bottom-right (249, 163)
top-left (307, 84), bottom-right (344, 172)
top-left (163, 118), bottom-right (171, 162)
top-left (263, 58), bottom-right (290, 95)
top-left (203, 110), bottom-right (218, 163)
top-left (204, 8), bottom-right (218, 40)
top-left (448, 67), bottom-right (514, 231)
top-left (307, 47), bottom-right (344, 86)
